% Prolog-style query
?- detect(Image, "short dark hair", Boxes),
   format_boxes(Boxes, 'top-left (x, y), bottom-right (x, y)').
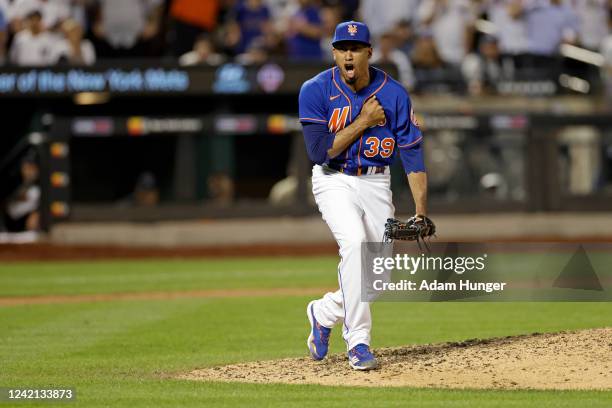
top-left (26, 10), bottom-right (42, 20)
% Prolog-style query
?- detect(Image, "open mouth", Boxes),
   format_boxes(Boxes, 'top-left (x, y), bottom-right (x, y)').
top-left (344, 64), bottom-right (355, 79)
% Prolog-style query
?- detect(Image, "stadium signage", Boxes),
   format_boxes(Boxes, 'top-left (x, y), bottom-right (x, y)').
top-left (127, 117), bottom-right (203, 135)
top-left (213, 64), bottom-right (250, 94)
top-left (0, 64), bottom-right (398, 97)
top-left (0, 68), bottom-right (189, 95)
top-left (496, 80), bottom-right (557, 96)
top-left (420, 115), bottom-right (479, 130)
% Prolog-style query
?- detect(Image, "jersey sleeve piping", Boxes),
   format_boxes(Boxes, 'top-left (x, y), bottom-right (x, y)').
top-left (300, 117), bottom-right (328, 124)
top-left (397, 135), bottom-right (423, 149)
top-left (331, 67), bottom-right (353, 119)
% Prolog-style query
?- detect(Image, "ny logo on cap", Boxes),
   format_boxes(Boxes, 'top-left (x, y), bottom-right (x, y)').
top-left (348, 24), bottom-right (357, 36)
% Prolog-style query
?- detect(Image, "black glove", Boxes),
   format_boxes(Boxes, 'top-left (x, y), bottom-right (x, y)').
top-left (383, 215), bottom-right (436, 243)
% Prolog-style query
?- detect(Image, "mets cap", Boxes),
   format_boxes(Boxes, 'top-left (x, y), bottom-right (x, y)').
top-left (332, 21), bottom-right (371, 47)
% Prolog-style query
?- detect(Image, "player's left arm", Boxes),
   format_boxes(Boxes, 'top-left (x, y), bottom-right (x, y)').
top-left (402, 143), bottom-right (428, 216)
top-left (407, 171), bottom-right (428, 216)
top-left (396, 92), bottom-right (428, 217)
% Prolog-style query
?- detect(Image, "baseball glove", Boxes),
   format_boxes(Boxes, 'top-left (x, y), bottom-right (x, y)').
top-left (383, 215), bottom-right (436, 244)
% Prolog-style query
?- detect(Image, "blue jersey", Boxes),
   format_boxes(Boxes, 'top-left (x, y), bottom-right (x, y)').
top-left (299, 66), bottom-right (423, 175)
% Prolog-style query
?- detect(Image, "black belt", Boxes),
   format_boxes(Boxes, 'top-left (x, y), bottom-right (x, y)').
top-left (325, 163), bottom-right (388, 176)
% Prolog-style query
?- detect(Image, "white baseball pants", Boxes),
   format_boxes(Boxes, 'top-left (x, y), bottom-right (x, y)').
top-left (310, 164), bottom-right (394, 350)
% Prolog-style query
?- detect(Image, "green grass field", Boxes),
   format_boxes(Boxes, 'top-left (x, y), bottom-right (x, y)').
top-left (1, 257), bottom-right (611, 407)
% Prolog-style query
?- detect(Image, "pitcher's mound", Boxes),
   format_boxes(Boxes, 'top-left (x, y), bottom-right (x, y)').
top-left (181, 328), bottom-right (612, 389)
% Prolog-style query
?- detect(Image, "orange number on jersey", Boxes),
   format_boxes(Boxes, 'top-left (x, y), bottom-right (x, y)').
top-left (363, 136), bottom-right (395, 158)
top-left (363, 137), bottom-right (379, 158)
top-left (380, 138), bottom-right (395, 158)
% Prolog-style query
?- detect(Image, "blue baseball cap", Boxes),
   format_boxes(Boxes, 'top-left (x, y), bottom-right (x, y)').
top-left (332, 21), bottom-right (371, 47)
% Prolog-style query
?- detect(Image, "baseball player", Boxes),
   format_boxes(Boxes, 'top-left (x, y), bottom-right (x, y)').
top-left (299, 21), bottom-right (428, 370)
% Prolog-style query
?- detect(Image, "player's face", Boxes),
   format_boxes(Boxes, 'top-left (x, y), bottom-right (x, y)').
top-left (333, 42), bottom-right (372, 86)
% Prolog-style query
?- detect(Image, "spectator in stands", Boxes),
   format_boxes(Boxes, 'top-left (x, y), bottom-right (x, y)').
top-left (507, 0), bottom-right (578, 78)
top-left (169, 0), bottom-right (220, 57)
top-left (233, 0), bottom-right (272, 54)
top-left (265, 0), bottom-right (296, 34)
top-left (372, 31), bottom-right (416, 90)
top-left (514, 0), bottom-right (578, 57)
top-left (2, 151), bottom-right (40, 232)
top-left (179, 33), bottom-right (225, 66)
top-left (487, 0), bottom-right (528, 57)
top-left (68, 0), bottom-right (90, 33)
top-left (573, 0), bottom-right (609, 51)
top-left (133, 171), bottom-right (159, 207)
top-left (359, 0), bottom-right (421, 41)
top-left (56, 18), bottom-right (95, 65)
top-left (417, 0), bottom-right (476, 68)
top-left (462, 34), bottom-right (504, 94)
top-left (235, 36), bottom-right (269, 64)
top-left (320, 4), bottom-right (341, 62)
top-left (394, 19), bottom-right (417, 57)
top-left (216, 0), bottom-right (283, 59)
top-left (411, 30), bottom-right (470, 92)
top-left (208, 172), bottom-right (234, 205)
top-left (91, 0), bottom-right (163, 58)
top-left (286, 0), bottom-right (322, 60)
top-left (9, 9), bottom-right (62, 65)
top-left (217, 16), bottom-right (242, 57)
top-left (9, 0), bottom-right (71, 32)
top-left (411, 31), bottom-right (443, 70)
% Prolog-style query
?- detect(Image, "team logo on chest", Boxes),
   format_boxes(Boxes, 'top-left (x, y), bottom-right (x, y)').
top-left (328, 106), bottom-right (350, 133)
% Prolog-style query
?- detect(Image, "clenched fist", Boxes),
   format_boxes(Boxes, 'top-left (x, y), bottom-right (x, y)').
top-left (359, 96), bottom-right (386, 128)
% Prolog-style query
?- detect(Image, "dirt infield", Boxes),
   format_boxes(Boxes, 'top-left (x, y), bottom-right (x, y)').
top-left (181, 328), bottom-right (612, 390)
top-left (0, 243), bottom-right (338, 261)
top-left (0, 287), bottom-right (335, 307)
top-left (3, 239), bottom-right (612, 262)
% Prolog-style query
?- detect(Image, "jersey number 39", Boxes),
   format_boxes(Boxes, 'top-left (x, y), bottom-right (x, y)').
top-left (363, 137), bottom-right (395, 158)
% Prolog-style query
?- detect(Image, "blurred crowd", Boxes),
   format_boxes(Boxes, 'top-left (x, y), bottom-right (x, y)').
top-left (0, 0), bottom-right (610, 93)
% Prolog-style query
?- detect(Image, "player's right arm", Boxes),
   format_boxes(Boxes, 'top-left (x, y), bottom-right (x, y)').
top-left (299, 80), bottom-right (384, 162)
top-left (327, 96), bottom-right (385, 158)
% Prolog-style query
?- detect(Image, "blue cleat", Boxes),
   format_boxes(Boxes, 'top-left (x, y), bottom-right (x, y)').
top-left (348, 344), bottom-right (379, 370)
top-left (306, 301), bottom-right (331, 360)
